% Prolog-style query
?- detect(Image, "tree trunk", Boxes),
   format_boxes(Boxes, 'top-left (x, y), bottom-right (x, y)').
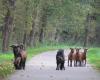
top-left (39, 14), bottom-right (47, 43)
top-left (29, 11), bottom-right (37, 47)
top-left (38, 1), bottom-right (48, 43)
top-left (28, 1), bottom-right (39, 47)
top-left (83, 27), bottom-right (88, 47)
top-left (39, 28), bottom-right (44, 43)
top-left (23, 32), bottom-right (27, 49)
top-left (2, 0), bottom-right (16, 52)
top-left (29, 28), bottom-right (35, 47)
top-left (2, 9), bottom-right (13, 52)
top-left (83, 14), bottom-right (90, 47)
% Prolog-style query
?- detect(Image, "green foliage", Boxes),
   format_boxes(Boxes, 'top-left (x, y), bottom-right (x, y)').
top-left (88, 48), bottom-right (100, 69)
top-left (0, 62), bottom-right (14, 78)
top-left (0, 0), bottom-right (100, 51)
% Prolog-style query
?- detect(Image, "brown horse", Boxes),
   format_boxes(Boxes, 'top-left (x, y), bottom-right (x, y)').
top-left (73, 48), bottom-right (81, 67)
top-left (68, 48), bottom-right (74, 67)
top-left (10, 44), bottom-right (27, 70)
top-left (10, 44), bottom-right (22, 69)
top-left (20, 48), bottom-right (27, 70)
top-left (79, 49), bottom-right (88, 66)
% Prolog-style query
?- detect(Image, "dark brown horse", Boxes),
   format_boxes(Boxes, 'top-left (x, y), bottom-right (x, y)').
top-left (20, 46), bottom-right (27, 70)
top-left (79, 49), bottom-right (88, 66)
top-left (68, 48), bottom-right (74, 67)
top-left (10, 44), bottom-right (22, 69)
top-left (73, 48), bottom-right (81, 67)
top-left (10, 44), bottom-right (27, 70)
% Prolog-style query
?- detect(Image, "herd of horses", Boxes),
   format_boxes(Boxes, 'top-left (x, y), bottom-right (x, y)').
top-left (10, 44), bottom-right (88, 71)
top-left (56, 48), bottom-right (88, 70)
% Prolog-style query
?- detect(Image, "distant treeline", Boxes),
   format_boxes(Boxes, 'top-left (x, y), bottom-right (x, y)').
top-left (0, 0), bottom-right (100, 52)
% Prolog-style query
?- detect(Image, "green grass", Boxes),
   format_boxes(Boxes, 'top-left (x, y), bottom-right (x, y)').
top-left (87, 48), bottom-right (100, 70)
top-left (0, 52), bottom-right (14, 78)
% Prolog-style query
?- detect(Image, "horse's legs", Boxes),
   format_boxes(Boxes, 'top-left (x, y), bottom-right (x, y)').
top-left (62, 62), bottom-right (65, 70)
top-left (74, 60), bottom-right (76, 67)
top-left (58, 63), bottom-right (61, 70)
top-left (85, 59), bottom-right (86, 66)
top-left (70, 60), bottom-right (72, 67)
top-left (23, 59), bottom-right (26, 70)
top-left (79, 60), bottom-right (81, 66)
top-left (60, 62), bottom-right (65, 70)
top-left (76, 60), bottom-right (77, 67)
top-left (60, 63), bottom-right (62, 70)
top-left (68, 59), bottom-right (69, 66)
top-left (56, 61), bottom-right (59, 70)
top-left (14, 63), bottom-right (18, 70)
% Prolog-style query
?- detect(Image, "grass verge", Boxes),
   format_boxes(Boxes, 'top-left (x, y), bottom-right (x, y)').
top-left (87, 48), bottom-right (100, 70)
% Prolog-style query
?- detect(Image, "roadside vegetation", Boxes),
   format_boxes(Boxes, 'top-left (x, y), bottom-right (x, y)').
top-left (87, 48), bottom-right (100, 70)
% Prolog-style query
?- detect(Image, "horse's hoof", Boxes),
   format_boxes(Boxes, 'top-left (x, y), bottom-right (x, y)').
top-left (56, 68), bottom-right (58, 70)
top-left (63, 68), bottom-right (65, 70)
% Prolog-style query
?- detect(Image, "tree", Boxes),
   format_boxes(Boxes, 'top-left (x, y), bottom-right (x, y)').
top-left (2, 0), bottom-right (16, 52)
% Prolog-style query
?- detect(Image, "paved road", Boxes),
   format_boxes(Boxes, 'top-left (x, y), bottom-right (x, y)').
top-left (7, 50), bottom-right (100, 80)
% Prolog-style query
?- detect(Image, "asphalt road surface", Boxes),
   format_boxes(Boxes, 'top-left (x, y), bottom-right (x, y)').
top-left (7, 50), bottom-right (100, 80)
